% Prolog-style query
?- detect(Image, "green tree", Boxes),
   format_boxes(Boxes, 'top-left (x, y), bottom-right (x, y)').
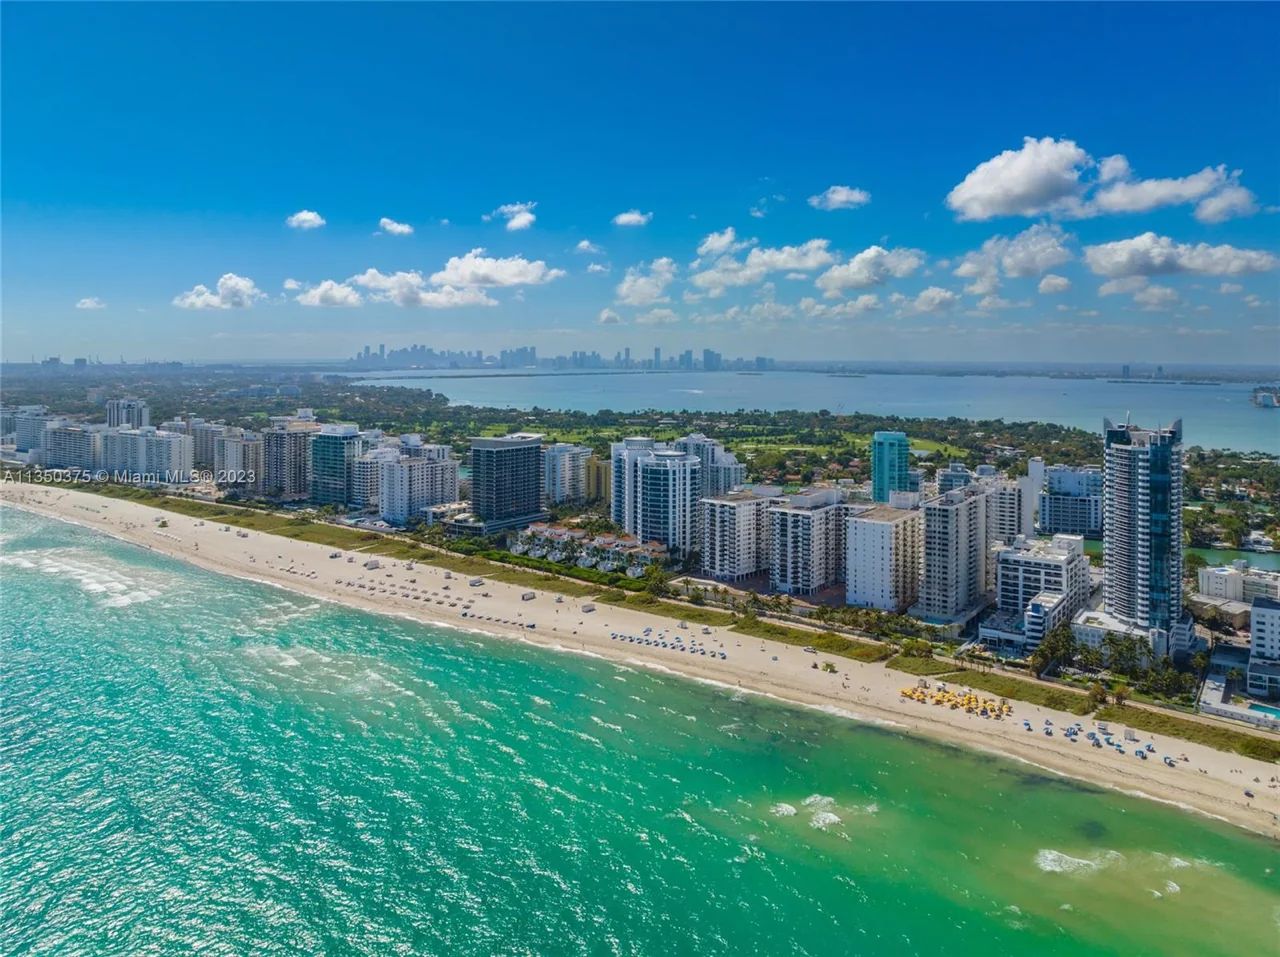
top-left (1112, 683), bottom-right (1131, 706)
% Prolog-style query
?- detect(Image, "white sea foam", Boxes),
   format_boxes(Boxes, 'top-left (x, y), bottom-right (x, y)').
top-left (801, 793), bottom-right (835, 810)
top-left (770, 802), bottom-right (797, 817)
top-left (809, 811), bottom-right (841, 829)
top-left (1034, 848), bottom-right (1125, 875)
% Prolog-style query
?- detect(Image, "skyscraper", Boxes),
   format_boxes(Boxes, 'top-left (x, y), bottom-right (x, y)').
top-left (871, 431), bottom-right (910, 502)
top-left (1102, 418), bottom-right (1185, 637)
top-left (468, 433), bottom-right (548, 532)
top-left (310, 424), bottom-right (362, 507)
top-left (105, 397), bottom-right (150, 430)
top-left (673, 432), bottom-right (746, 499)
top-left (542, 443), bottom-right (592, 505)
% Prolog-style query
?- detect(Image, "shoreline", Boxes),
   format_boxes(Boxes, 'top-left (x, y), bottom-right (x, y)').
top-left (3, 483), bottom-right (1278, 841)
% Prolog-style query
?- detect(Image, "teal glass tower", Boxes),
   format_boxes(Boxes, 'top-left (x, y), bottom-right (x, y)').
top-left (871, 431), bottom-right (910, 502)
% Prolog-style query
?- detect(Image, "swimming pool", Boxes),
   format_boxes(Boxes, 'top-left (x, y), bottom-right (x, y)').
top-left (1246, 702), bottom-right (1280, 719)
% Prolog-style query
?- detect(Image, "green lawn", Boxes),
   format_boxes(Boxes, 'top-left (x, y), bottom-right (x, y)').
top-left (597, 592), bottom-right (737, 626)
top-left (1094, 705), bottom-right (1280, 763)
top-left (885, 655), bottom-right (958, 677)
top-left (948, 670), bottom-right (1093, 716)
top-left (730, 618), bottom-right (895, 662)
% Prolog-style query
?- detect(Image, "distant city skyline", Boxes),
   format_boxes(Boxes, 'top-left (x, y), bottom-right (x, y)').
top-left (2, 4), bottom-right (1277, 364)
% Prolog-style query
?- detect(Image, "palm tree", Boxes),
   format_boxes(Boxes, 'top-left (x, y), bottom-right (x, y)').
top-left (1112, 683), bottom-right (1131, 707)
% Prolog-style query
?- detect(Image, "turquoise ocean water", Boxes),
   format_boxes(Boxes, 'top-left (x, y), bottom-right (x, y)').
top-left (2, 507), bottom-right (1277, 956)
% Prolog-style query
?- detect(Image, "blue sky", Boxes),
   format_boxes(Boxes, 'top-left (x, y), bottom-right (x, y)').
top-left (2, 2), bottom-right (1277, 364)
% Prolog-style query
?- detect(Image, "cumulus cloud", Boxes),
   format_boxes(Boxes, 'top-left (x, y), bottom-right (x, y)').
top-left (377, 216), bottom-right (414, 236)
top-left (285, 209), bottom-right (326, 230)
top-left (282, 278), bottom-right (302, 291)
top-left (586, 262), bottom-right (611, 274)
top-left (75, 297), bottom-right (105, 309)
top-left (597, 308), bottom-right (622, 325)
top-left (1083, 232), bottom-right (1279, 277)
top-left (616, 257), bottom-right (677, 306)
top-left (1098, 276), bottom-right (1150, 297)
top-left (429, 248), bottom-right (565, 287)
top-left (1038, 274), bottom-right (1071, 294)
top-left (815, 245), bottom-right (923, 299)
top-left (575, 239), bottom-right (603, 254)
top-left (1133, 284), bottom-right (1179, 311)
top-left (692, 239), bottom-right (834, 297)
top-left (1194, 185), bottom-right (1260, 224)
top-left (892, 286), bottom-right (960, 315)
top-left (807, 185), bottom-right (871, 211)
top-left (946, 137), bottom-right (1090, 220)
top-left (350, 269), bottom-right (497, 308)
top-left (296, 280), bottom-right (362, 307)
top-left (634, 308), bottom-right (680, 325)
top-left (696, 226), bottom-right (754, 258)
top-left (1219, 282), bottom-right (1243, 295)
top-left (947, 138), bottom-right (1260, 223)
top-left (953, 224), bottom-right (1073, 295)
top-left (173, 273), bottom-right (264, 309)
top-left (797, 294), bottom-right (881, 320)
top-left (484, 201), bottom-right (537, 231)
top-left (612, 209), bottom-right (653, 227)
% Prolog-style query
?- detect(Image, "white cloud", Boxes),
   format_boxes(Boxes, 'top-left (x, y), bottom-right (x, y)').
top-left (612, 209), bottom-right (652, 227)
top-left (597, 308), bottom-right (622, 325)
top-left (947, 139), bottom-right (1260, 223)
top-left (1083, 232), bottom-right (1279, 277)
top-left (797, 295), bottom-right (881, 320)
top-left (173, 273), bottom-right (264, 309)
top-left (692, 239), bottom-right (834, 297)
top-left (1244, 294), bottom-right (1269, 309)
top-left (586, 262), bottom-right (611, 274)
top-left (616, 257), bottom-right (677, 306)
top-left (377, 216), bottom-right (414, 236)
top-left (696, 226), bottom-right (754, 258)
top-left (485, 201), bottom-right (537, 231)
top-left (807, 185), bottom-right (871, 211)
top-left (892, 286), bottom-right (960, 315)
top-left (1098, 276), bottom-right (1149, 297)
top-left (1038, 274), bottom-right (1071, 294)
top-left (634, 308), bottom-right (680, 325)
top-left (285, 209), bottom-right (326, 230)
top-left (350, 269), bottom-right (497, 308)
top-left (296, 280), bottom-right (362, 307)
top-left (429, 247), bottom-right (565, 287)
top-left (977, 295), bottom-right (1022, 310)
top-left (816, 245), bottom-right (923, 299)
top-left (748, 206), bottom-right (766, 219)
top-left (575, 239), bottom-right (603, 254)
top-left (946, 137), bottom-right (1090, 221)
top-left (953, 224), bottom-right (1073, 294)
top-left (282, 278), bottom-right (302, 291)
top-left (1219, 282), bottom-right (1243, 295)
top-left (1194, 184), bottom-right (1260, 224)
top-left (75, 297), bottom-right (105, 309)
top-left (1133, 284), bottom-right (1179, 310)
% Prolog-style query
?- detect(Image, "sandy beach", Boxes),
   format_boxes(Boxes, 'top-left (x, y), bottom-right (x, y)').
top-left (4, 482), bottom-right (1279, 840)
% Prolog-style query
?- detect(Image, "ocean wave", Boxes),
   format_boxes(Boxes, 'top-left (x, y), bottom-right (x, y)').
top-left (809, 811), bottom-right (841, 829)
top-left (770, 802), bottom-right (797, 817)
top-left (1034, 848), bottom-right (1125, 875)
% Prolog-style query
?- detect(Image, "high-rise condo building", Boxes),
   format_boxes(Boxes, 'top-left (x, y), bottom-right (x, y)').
top-left (768, 488), bottom-right (847, 595)
top-left (379, 451), bottom-right (460, 525)
top-left (636, 450), bottom-right (702, 558)
top-left (105, 397), bottom-right (150, 430)
top-left (12, 406), bottom-right (55, 452)
top-left (700, 486), bottom-right (783, 581)
top-left (1099, 418), bottom-right (1191, 656)
top-left (871, 431), bottom-right (911, 503)
top-left (937, 462), bottom-right (974, 493)
top-left (611, 437), bottom-right (659, 530)
top-left (673, 433), bottom-right (746, 499)
top-left (101, 427), bottom-right (194, 483)
top-left (1246, 597), bottom-right (1280, 699)
top-left (980, 535), bottom-right (1090, 655)
top-left (542, 443), bottom-right (592, 505)
top-left (846, 504), bottom-right (923, 612)
top-left (468, 433), bottom-right (549, 532)
top-left (310, 424), bottom-right (362, 507)
top-left (262, 414), bottom-right (320, 500)
top-left (213, 428), bottom-right (265, 496)
top-left (915, 485), bottom-right (991, 623)
top-left (585, 455), bottom-right (611, 503)
top-left (41, 423), bottom-right (103, 471)
top-left (1038, 464), bottom-right (1103, 537)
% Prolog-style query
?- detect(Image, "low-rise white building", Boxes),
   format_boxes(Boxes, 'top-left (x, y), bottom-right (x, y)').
top-left (1198, 561), bottom-right (1280, 603)
top-left (845, 504), bottom-right (922, 613)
